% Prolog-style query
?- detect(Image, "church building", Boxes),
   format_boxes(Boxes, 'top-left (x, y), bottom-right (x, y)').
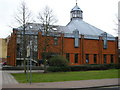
top-left (7, 3), bottom-right (118, 66)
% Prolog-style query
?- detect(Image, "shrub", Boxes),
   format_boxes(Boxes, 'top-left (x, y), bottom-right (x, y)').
top-left (47, 66), bottom-right (71, 72)
top-left (114, 64), bottom-right (120, 69)
top-left (69, 65), bottom-right (86, 71)
top-left (48, 61), bottom-right (119, 72)
top-left (47, 55), bottom-right (69, 72)
top-left (69, 64), bottom-right (119, 71)
top-left (48, 55), bottom-right (68, 67)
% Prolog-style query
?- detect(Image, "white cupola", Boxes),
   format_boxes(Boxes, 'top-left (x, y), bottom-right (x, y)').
top-left (70, 3), bottom-right (83, 20)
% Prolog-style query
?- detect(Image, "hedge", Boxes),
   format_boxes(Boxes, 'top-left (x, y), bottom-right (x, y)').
top-left (69, 64), bottom-right (120, 71)
top-left (47, 64), bottom-right (120, 72)
top-left (47, 66), bottom-right (71, 72)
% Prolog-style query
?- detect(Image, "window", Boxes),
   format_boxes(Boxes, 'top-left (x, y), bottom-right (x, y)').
top-left (86, 54), bottom-right (89, 64)
top-left (111, 55), bottom-right (114, 63)
top-left (66, 53), bottom-right (70, 62)
top-left (75, 53), bottom-right (78, 63)
top-left (54, 37), bottom-right (58, 45)
top-left (103, 54), bottom-right (107, 64)
top-left (74, 38), bottom-right (79, 48)
top-left (103, 39), bottom-right (107, 49)
top-left (17, 44), bottom-right (20, 58)
top-left (102, 32), bottom-right (107, 49)
top-left (73, 29), bottom-right (79, 48)
top-left (94, 54), bottom-right (97, 63)
top-left (17, 35), bottom-right (21, 38)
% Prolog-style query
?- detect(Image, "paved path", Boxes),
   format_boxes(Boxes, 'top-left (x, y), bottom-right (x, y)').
top-left (2, 70), bottom-right (44, 87)
top-left (2, 70), bottom-right (19, 85)
top-left (2, 70), bottom-right (119, 89)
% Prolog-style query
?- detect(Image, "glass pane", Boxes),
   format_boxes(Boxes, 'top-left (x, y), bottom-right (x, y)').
top-left (75, 53), bottom-right (78, 63)
top-left (86, 54), bottom-right (89, 63)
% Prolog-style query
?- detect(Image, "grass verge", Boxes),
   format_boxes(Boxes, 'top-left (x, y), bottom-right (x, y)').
top-left (11, 69), bottom-right (119, 83)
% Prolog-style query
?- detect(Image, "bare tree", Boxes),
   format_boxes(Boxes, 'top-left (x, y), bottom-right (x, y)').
top-left (113, 15), bottom-right (119, 35)
top-left (113, 14), bottom-right (120, 49)
top-left (118, 17), bottom-right (120, 49)
top-left (37, 6), bottom-right (58, 73)
top-left (14, 1), bottom-right (32, 73)
top-left (15, 1), bottom-right (32, 25)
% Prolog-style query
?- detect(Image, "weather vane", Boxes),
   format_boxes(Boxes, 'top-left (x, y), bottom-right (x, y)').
top-left (76, 0), bottom-right (78, 5)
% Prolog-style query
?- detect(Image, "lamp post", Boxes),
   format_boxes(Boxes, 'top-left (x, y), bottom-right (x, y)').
top-left (26, 40), bottom-right (32, 84)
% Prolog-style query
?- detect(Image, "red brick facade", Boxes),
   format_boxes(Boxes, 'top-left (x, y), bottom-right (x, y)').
top-left (7, 30), bottom-right (118, 66)
top-left (37, 32), bottom-right (118, 66)
top-left (7, 30), bottom-right (17, 66)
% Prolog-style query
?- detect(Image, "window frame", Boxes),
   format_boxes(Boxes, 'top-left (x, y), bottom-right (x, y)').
top-left (103, 54), bottom-right (107, 64)
top-left (54, 37), bottom-right (58, 45)
top-left (111, 54), bottom-right (114, 63)
top-left (86, 54), bottom-right (89, 64)
top-left (74, 53), bottom-right (78, 63)
top-left (66, 53), bottom-right (70, 62)
top-left (94, 54), bottom-right (97, 64)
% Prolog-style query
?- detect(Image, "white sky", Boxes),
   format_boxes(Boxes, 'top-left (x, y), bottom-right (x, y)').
top-left (0, 0), bottom-right (119, 38)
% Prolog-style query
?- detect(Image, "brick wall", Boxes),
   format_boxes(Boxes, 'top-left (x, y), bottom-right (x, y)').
top-left (7, 30), bottom-right (17, 66)
top-left (7, 31), bottom-right (118, 66)
top-left (38, 34), bottom-right (118, 65)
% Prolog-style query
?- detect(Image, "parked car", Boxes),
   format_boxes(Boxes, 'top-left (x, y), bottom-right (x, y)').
top-left (2, 61), bottom-right (7, 66)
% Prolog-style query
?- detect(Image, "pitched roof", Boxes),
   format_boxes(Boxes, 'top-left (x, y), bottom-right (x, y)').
top-left (71, 4), bottom-right (82, 12)
top-left (61, 18), bottom-right (114, 37)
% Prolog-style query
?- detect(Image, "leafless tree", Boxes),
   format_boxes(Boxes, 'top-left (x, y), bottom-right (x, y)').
top-left (113, 15), bottom-right (119, 35)
top-left (113, 14), bottom-right (120, 49)
top-left (15, 1), bottom-right (32, 25)
top-left (14, 1), bottom-right (32, 73)
top-left (37, 6), bottom-right (58, 73)
top-left (118, 17), bottom-right (120, 49)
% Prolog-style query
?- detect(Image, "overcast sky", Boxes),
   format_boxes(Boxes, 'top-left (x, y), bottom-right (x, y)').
top-left (0, 0), bottom-right (119, 38)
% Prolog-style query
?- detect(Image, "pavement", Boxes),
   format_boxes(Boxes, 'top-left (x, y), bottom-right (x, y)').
top-left (1, 70), bottom-right (120, 89)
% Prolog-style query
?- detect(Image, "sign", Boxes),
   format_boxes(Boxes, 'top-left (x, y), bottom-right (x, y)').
top-left (27, 45), bottom-right (30, 57)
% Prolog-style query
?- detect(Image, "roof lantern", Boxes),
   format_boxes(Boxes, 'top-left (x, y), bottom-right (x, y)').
top-left (70, 1), bottom-right (83, 20)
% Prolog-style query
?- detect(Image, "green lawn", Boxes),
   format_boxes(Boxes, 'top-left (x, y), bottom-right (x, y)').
top-left (11, 69), bottom-right (119, 83)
